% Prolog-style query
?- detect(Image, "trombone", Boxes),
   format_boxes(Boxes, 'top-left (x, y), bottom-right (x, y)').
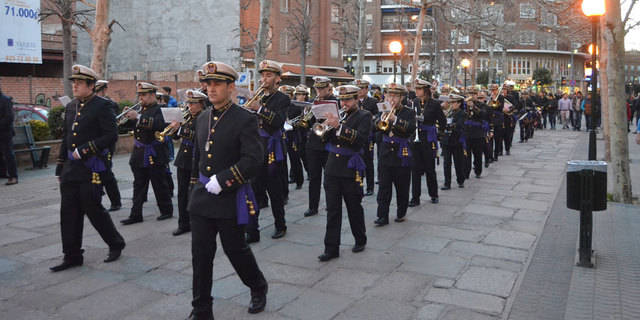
top-left (312, 109), bottom-right (346, 137)
top-left (116, 102), bottom-right (142, 126)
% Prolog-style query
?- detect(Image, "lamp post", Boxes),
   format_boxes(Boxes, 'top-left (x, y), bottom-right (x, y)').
top-left (582, 0), bottom-right (604, 161)
top-left (389, 40), bottom-right (403, 83)
top-left (461, 58), bottom-right (471, 92)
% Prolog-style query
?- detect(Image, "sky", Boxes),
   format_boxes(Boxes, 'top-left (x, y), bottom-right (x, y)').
top-left (623, 0), bottom-right (640, 51)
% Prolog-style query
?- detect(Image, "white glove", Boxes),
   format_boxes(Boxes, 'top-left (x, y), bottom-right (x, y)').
top-left (72, 148), bottom-right (82, 160)
top-left (205, 175), bottom-right (222, 195)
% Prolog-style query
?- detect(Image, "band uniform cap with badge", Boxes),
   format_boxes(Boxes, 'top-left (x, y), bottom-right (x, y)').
top-left (196, 69), bottom-right (206, 82)
top-left (185, 89), bottom-right (208, 103)
top-left (336, 85), bottom-right (360, 100)
top-left (439, 93), bottom-right (465, 102)
top-left (353, 79), bottom-right (370, 89)
top-left (69, 64), bottom-right (97, 81)
top-left (258, 60), bottom-right (282, 75)
top-left (384, 83), bottom-right (407, 95)
top-left (201, 61), bottom-right (239, 82)
top-left (313, 76), bottom-right (331, 88)
top-left (278, 85), bottom-right (295, 96)
top-left (295, 84), bottom-right (309, 95)
top-left (137, 82), bottom-right (159, 94)
top-left (414, 78), bottom-right (431, 89)
top-left (95, 80), bottom-right (109, 91)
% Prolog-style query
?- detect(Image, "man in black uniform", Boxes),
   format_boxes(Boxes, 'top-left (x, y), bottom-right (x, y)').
top-left (440, 94), bottom-right (467, 190)
top-left (488, 85), bottom-right (505, 162)
top-left (301, 76), bottom-right (335, 217)
top-left (374, 83), bottom-right (416, 226)
top-left (51, 65), bottom-right (125, 272)
top-left (502, 88), bottom-right (517, 155)
top-left (246, 60), bottom-right (289, 241)
top-left (120, 82), bottom-right (173, 225)
top-left (353, 79), bottom-right (378, 196)
top-left (409, 79), bottom-right (445, 206)
top-left (464, 94), bottom-right (488, 179)
top-left (187, 61), bottom-right (268, 319)
top-left (318, 85), bottom-right (370, 261)
top-left (280, 85), bottom-right (304, 190)
top-left (167, 89), bottom-right (206, 236)
top-left (95, 80), bottom-right (122, 211)
top-left (293, 84), bottom-right (311, 177)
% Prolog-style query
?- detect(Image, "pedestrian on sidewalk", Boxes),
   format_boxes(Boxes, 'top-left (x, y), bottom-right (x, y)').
top-left (572, 91), bottom-right (584, 131)
top-left (558, 93), bottom-right (572, 129)
top-left (0, 86), bottom-right (18, 185)
top-left (547, 93), bottom-right (558, 130)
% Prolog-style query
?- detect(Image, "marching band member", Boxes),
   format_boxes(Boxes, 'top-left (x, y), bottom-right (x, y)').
top-left (353, 79), bottom-right (378, 196)
top-left (94, 80), bottom-right (122, 211)
top-left (439, 94), bottom-right (467, 190)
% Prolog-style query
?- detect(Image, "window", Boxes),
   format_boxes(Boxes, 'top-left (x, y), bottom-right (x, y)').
top-left (330, 40), bottom-right (339, 59)
top-left (542, 11), bottom-right (557, 26)
top-left (511, 57), bottom-right (531, 75)
top-left (542, 37), bottom-right (557, 51)
top-left (519, 31), bottom-right (535, 45)
top-left (366, 39), bottom-right (373, 49)
top-left (382, 16), bottom-right (394, 29)
top-left (331, 5), bottom-right (340, 23)
top-left (365, 66), bottom-right (370, 73)
top-left (366, 14), bottom-right (373, 27)
top-left (450, 30), bottom-right (469, 45)
top-left (520, 3), bottom-right (536, 19)
top-left (485, 4), bottom-right (504, 25)
top-left (280, 30), bottom-right (289, 54)
top-left (280, 0), bottom-right (288, 13)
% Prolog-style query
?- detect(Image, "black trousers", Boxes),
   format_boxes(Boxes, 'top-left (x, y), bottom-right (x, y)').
top-left (410, 141), bottom-right (438, 200)
top-left (363, 138), bottom-right (375, 192)
top-left (376, 165), bottom-right (411, 221)
top-left (177, 167), bottom-right (191, 230)
top-left (60, 181), bottom-right (125, 258)
top-left (548, 111), bottom-right (557, 129)
top-left (519, 120), bottom-right (529, 141)
top-left (306, 149), bottom-right (327, 213)
top-left (130, 164), bottom-right (173, 219)
top-left (493, 128), bottom-right (504, 159)
top-left (0, 137), bottom-right (17, 178)
top-left (251, 162), bottom-right (286, 233)
top-left (442, 145), bottom-right (465, 187)
top-left (100, 169), bottom-right (121, 207)
top-left (323, 175), bottom-right (366, 255)
top-left (504, 126), bottom-right (515, 152)
top-left (485, 136), bottom-right (493, 162)
top-left (190, 214), bottom-right (267, 318)
top-left (286, 138), bottom-right (304, 187)
top-left (465, 138), bottom-right (484, 178)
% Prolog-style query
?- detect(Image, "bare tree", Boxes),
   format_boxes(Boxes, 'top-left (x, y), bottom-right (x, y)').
top-left (286, 0), bottom-right (314, 84)
top-left (356, 0), bottom-right (367, 79)
top-left (255, 0), bottom-right (272, 89)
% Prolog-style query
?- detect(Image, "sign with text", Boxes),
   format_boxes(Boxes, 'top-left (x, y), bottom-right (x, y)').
top-left (1, 0), bottom-right (42, 64)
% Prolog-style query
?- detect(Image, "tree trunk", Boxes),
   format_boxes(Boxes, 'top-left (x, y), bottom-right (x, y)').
top-left (254, 0), bottom-right (272, 89)
top-left (62, 18), bottom-right (73, 97)
top-left (410, 0), bottom-right (427, 86)
top-left (451, 29), bottom-right (460, 86)
top-left (355, 0), bottom-right (366, 79)
top-left (300, 39), bottom-right (306, 84)
top-left (599, 19), bottom-right (611, 162)
top-left (603, 0), bottom-right (633, 203)
top-left (90, 0), bottom-right (111, 79)
top-left (471, 33), bottom-right (478, 86)
top-left (488, 43), bottom-right (494, 84)
top-left (501, 47), bottom-right (507, 84)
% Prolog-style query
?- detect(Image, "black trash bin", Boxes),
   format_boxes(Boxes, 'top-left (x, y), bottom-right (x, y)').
top-left (567, 160), bottom-right (607, 212)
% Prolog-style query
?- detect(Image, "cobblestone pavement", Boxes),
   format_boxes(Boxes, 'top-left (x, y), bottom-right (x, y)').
top-left (0, 129), bottom-right (587, 320)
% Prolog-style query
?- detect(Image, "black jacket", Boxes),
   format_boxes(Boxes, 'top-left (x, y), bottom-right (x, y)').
top-left (359, 96), bottom-right (379, 116)
top-left (413, 97), bottom-right (446, 142)
top-left (55, 95), bottom-right (117, 182)
top-left (125, 103), bottom-right (170, 167)
top-left (441, 108), bottom-right (466, 146)
top-left (172, 112), bottom-right (201, 169)
top-left (188, 104), bottom-right (264, 219)
top-left (324, 108), bottom-right (371, 178)
top-left (377, 105), bottom-right (416, 167)
top-left (307, 95), bottom-right (338, 152)
top-left (465, 103), bottom-right (488, 139)
top-left (0, 94), bottom-right (14, 139)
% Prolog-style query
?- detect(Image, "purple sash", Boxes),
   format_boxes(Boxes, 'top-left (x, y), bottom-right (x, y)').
top-left (134, 139), bottom-right (159, 167)
top-left (382, 135), bottom-right (411, 167)
top-left (259, 128), bottom-right (285, 174)
top-left (325, 143), bottom-right (366, 176)
top-left (199, 173), bottom-right (258, 225)
top-left (68, 149), bottom-right (109, 200)
top-left (418, 125), bottom-right (439, 157)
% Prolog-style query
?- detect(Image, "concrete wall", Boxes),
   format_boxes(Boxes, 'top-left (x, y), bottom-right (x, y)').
top-left (77, 0), bottom-right (240, 77)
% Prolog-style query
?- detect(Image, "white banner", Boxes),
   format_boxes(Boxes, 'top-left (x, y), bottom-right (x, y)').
top-left (1, 0), bottom-right (42, 64)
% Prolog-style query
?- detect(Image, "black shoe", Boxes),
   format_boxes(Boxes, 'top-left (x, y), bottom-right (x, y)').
top-left (296, 184), bottom-right (303, 190)
top-left (506, 150), bottom-right (510, 155)
top-left (185, 311), bottom-right (214, 320)
top-left (173, 228), bottom-right (190, 236)
top-left (365, 189), bottom-right (374, 196)
top-left (157, 214), bottom-right (173, 221)
top-left (246, 233), bottom-right (260, 244)
top-left (104, 248), bottom-right (122, 263)
top-left (248, 285), bottom-right (268, 314)
top-left (50, 258), bottom-right (83, 272)
top-left (303, 209), bottom-right (318, 217)
top-left (394, 217), bottom-right (406, 223)
top-left (271, 229), bottom-right (286, 239)
top-left (288, 179), bottom-right (296, 184)
top-left (458, 183), bottom-right (464, 188)
top-left (519, 140), bottom-right (524, 143)
top-left (441, 185), bottom-right (451, 190)
top-left (484, 163), bottom-right (489, 168)
top-left (476, 174), bottom-right (481, 178)
top-left (352, 244), bottom-right (365, 253)
top-left (408, 198), bottom-right (420, 207)
top-left (120, 217), bottom-right (143, 225)
top-left (374, 218), bottom-right (389, 226)
top-left (431, 197), bottom-right (439, 204)
top-left (318, 252), bottom-right (339, 262)
top-left (108, 204), bottom-right (122, 212)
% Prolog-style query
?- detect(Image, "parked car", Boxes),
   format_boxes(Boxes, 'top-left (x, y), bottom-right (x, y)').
top-left (13, 104), bottom-right (49, 125)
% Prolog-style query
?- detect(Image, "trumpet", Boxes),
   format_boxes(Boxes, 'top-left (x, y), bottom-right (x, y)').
top-left (116, 102), bottom-right (142, 126)
top-left (312, 109), bottom-right (346, 137)
top-left (243, 86), bottom-right (267, 110)
top-left (292, 106), bottom-right (315, 129)
top-left (377, 105), bottom-right (399, 131)
top-left (155, 108), bottom-right (191, 142)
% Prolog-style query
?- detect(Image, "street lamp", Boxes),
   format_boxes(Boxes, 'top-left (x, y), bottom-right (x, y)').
top-left (389, 40), bottom-right (403, 83)
top-left (582, 0), bottom-right (604, 161)
top-left (461, 58), bottom-right (471, 91)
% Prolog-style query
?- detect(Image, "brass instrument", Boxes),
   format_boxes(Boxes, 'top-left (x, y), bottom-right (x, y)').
top-left (155, 108), bottom-right (191, 142)
top-left (312, 109), bottom-right (346, 137)
top-left (293, 106), bottom-right (315, 129)
top-left (116, 102), bottom-right (142, 126)
top-left (489, 81), bottom-right (506, 109)
top-left (243, 86), bottom-right (267, 110)
top-left (377, 104), bottom-right (399, 131)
